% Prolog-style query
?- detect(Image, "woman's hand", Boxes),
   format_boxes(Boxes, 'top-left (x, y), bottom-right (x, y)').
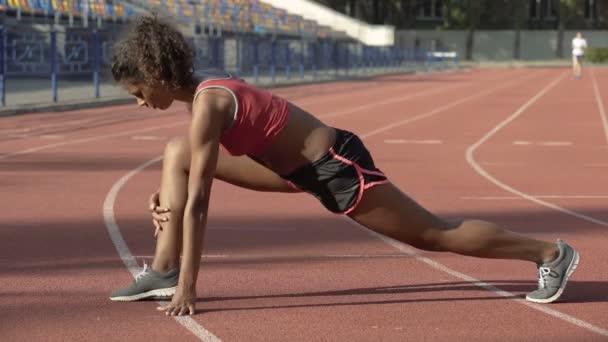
top-left (157, 286), bottom-right (196, 316)
top-left (149, 189), bottom-right (170, 237)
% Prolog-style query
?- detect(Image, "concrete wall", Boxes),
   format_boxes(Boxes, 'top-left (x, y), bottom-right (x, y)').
top-left (260, 0), bottom-right (395, 46)
top-left (474, 31), bottom-right (515, 61)
top-left (396, 30), bottom-right (608, 61)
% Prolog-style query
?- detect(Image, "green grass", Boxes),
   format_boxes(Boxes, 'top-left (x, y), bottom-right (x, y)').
top-left (586, 48), bottom-right (608, 63)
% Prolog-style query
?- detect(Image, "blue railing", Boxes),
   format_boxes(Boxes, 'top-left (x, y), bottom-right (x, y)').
top-left (0, 24), bottom-right (459, 107)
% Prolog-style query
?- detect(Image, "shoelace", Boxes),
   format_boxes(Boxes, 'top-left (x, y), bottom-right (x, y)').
top-left (537, 266), bottom-right (551, 289)
top-left (135, 262), bottom-right (150, 282)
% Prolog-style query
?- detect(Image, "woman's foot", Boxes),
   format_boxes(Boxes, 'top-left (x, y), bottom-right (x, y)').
top-left (526, 240), bottom-right (580, 304)
top-left (109, 263), bottom-right (179, 301)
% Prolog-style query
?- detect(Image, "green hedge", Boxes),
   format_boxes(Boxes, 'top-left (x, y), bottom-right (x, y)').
top-left (585, 48), bottom-right (608, 63)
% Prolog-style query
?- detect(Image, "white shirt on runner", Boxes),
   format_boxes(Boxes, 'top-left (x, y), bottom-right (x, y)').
top-left (572, 37), bottom-right (588, 57)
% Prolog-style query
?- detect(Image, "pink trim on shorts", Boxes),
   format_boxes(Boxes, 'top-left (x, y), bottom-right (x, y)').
top-left (328, 147), bottom-right (389, 215)
top-left (286, 180), bottom-right (302, 192)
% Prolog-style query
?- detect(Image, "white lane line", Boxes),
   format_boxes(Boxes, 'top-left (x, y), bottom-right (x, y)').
top-left (345, 222), bottom-right (608, 337)
top-left (359, 72), bottom-right (540, 140)
top-left (537, 141), bottom-right (573, 146)
top-left (479, 161), bottom-right (526, 166)
top-left (39, 135), bottom-right (64, 139)
top-left (209, 226), bottom-right (296, 232)
top-left (103, 156), bottom-right (221, 342)
top-left (131, 135), bottom-right (170, 141)
top-left (296, 73), bottom-right (460, 107)
top-left (0, 121), bottom-right (188, 160)
top-left (384, 139), bottom-right (443, 144)
top-left (463, 71), bottom-right (608, 335)
top-left (338, 70), bottom-right (608, 336)
top-left (132, 254), bottom-right (413, 260)
top-left (319, 84), bottom-right (461, 120)
top-left (512, 141), bottom-right (572, 146)
top-left (461, 195), bottom-right (608, 200)
top-left (591, 69), bottom-right (608, 146)
top-left (0, 74), bottom-right (469, 163)
top-left (466, 71), bottom-right (608, 228)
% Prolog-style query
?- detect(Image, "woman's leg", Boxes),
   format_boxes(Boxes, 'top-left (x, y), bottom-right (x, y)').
top-left (151, 137), bottom-right (297, 272)
top-left (347, 182), bottom-right (559, 264)
top-left (573, 56), bottom-right (582, 78)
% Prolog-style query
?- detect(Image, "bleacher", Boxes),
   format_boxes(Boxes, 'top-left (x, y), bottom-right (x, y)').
top-left (138, 0), bottom-right (342, 38)
top-left (1, 0), bottom-right (134, 21)
top-left (0, 0), bottom-right (348, 39)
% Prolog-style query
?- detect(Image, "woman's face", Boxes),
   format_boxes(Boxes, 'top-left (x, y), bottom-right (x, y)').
top-left (123, 81), bottom-right (174, 110)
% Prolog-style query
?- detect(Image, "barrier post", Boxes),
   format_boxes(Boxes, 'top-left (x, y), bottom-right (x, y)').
top-left (299, 40), bottom-right (304, 80)
top-left (93, 30), bottom-right (100, 98)
top-left (50, 29), bottom-right (58, 103)
top-left (285, 42), bottom-right (291, 80)
top-left (271, 39), bottom-right (276, 83)
top-left (0, 26), bottom-right (5, 107)
top-left (253, 38), bottom-right (259, 83)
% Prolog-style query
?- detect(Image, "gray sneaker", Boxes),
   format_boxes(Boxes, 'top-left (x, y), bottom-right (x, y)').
top-left (526, 240), bottom-right (580, 303)
top-left (109, 263), bottom-right (179, 301)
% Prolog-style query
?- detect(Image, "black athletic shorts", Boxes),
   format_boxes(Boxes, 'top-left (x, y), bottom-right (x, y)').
top-left (281, 128), bottom-right (388, 214)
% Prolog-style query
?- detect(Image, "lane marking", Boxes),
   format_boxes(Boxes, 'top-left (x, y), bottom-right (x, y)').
top-left (384, 139), bottom-right (443, 144)
top-left (103, 156), bottom-right (222, 342)
top-left (591, 69), bottom-right (608, 146)
top-left (479, 161), bottom-right (526, 166)
top-left (39, 135), bottom-right (64, 139)
top-left (295, 72), bottom-right (462, 107)
top-left (513, 141), bottom-right (572, 146)
top-left (132, 254), bottom-right (413, 260)
top-left (537, 141), bottom-right (572, 146)
top-left (3, 71), bottom-right (479, 142)
top-left (131, 135), bottom-right (170, 141)
top-left (463, 71), bottom-right (608, 335)
top-left (360, 72), bottom-right (541, 139)
top-left (346, 222), bottom-right (608, 337)
top-left (209, 226), bottom-right (296, 232)
top-left (0, 71), bottom-right (482, 162)
top-left (320, 84), bottom-right (461, 119)
top-left (0, 121), bottom-right (189, 161)
top-left (461, 195), bottom-right (608, 200)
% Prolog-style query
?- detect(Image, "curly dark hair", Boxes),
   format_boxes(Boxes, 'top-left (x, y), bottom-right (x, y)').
top-left (111, 15), bottom-right (195, 90)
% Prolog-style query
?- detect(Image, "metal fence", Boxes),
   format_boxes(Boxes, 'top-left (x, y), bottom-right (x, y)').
top-left (0, 24), bottom-right (459, 108)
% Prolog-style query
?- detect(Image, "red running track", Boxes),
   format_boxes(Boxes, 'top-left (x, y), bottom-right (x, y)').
top-left (1, 68), bottom-right (607, 341)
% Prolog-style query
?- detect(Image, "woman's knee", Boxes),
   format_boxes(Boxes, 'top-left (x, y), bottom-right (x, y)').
top-left (412, 219), bottom-right (457, 252)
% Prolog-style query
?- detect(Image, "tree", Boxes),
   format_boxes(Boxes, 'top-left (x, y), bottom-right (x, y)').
top-left (465, 0), bottom-right (482, 60)
top-left (512, 0), bottom-right (528, 60)
top-left (556, 0), bottom-right (580, 58)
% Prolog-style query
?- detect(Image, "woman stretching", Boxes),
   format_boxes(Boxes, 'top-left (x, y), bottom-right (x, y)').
top-left (109, 16), bottom-right (579, 316)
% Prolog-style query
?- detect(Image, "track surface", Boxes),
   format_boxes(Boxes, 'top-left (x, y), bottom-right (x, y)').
top-left (2, 68), bottom-right (608, 341)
